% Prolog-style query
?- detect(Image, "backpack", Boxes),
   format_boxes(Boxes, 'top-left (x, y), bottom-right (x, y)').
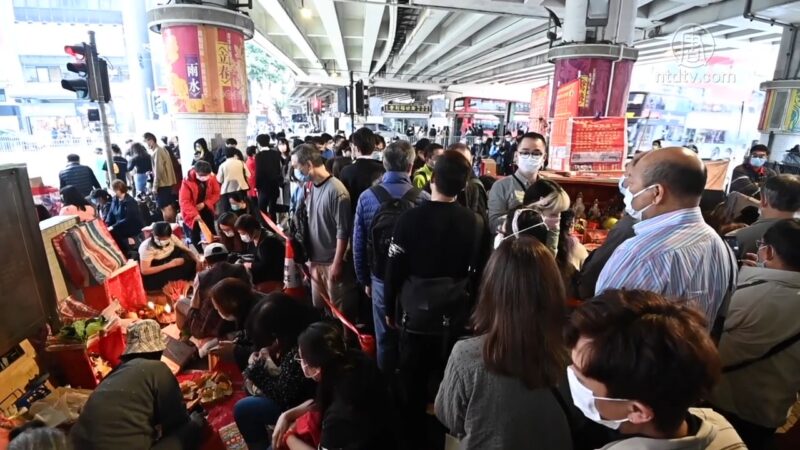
top-left (289, 181), bottom-right (313, 264)
top-left (367, 185), bottom-right (420, 278)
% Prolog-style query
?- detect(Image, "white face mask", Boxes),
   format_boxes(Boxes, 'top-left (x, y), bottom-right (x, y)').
top-left (221, 313), bottom-right (237, 322)
top-left (518, 154), bottom-right (543, 174)
top-left (299, 358), bottom-right (321, 380)
top-left (618, 175), bottom-right (629, 197)
top-left (567, 366), bottom-right (630, 430)
top-left (623, 184), bottom-right (657, 221)
top-left (197, 175), bottom-right (210, 182)
top-left (223, 230), bottom-right (235, 238)
top-left (240, 233), bottom-right (252, 243)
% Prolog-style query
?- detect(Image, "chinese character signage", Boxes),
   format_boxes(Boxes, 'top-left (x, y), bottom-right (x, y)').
top-left (161, 24), bottom-right (248, 114)
top-left (567, 117), bottom-right (627, 171)
top-left (529, 85), bottom-right (549, 135)
top-left (384, 103), bottom-right (431, 114)
top-left (550, 58), bottom-right (633, 118)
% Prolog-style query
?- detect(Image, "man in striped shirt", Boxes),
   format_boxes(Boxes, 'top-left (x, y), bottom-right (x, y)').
top-left (596, 147), bottom-right (736, 324)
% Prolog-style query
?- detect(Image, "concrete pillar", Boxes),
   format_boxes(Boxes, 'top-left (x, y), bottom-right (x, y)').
top-left (758, 27), bottom-right (800, 161)
top-left (122, 0), bottom-right (157, 132)
top-left (147, 4), bottom-right (253, 171)
top-left (547, 0), bottom-right (639, 118)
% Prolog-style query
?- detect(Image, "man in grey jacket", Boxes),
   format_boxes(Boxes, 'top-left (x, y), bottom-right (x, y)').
top-left (712, 219), bottom-right (800, 450)
top-left (487, 132), bottom-right (547, 235)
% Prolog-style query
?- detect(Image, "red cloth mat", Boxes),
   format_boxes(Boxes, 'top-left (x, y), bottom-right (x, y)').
top-left (177, 362), bottom-right (246, 450)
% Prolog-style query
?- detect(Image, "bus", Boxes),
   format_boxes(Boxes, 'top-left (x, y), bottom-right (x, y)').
top-left (449, 97), bottom-right (509, 136)
top-left (626, 91), bottom-right (693, 152)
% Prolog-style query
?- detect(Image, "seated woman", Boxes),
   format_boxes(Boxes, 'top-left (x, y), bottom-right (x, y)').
top-left (59, 185), bottom-right (96, 222)
top-left (175, 243), bottom-right (250, 339)
top-left (217, 212), bottom-right (247, 255)
top-left (105, 180), bottom-right (145, 255)
top-left (435, 236), bottom-right (572, 449)
top-left (234, 214), bottom-right (284, 292)
top-left (138, 221), bottom-right (200, 292)
top-left (234, 293), bottom-right (320, 449)
top-left (272, 322), bottom-right (394, 450)
top-left (90, 188), bottom-right (112, 219)
top-left (210, 277), bottom-right (270, 370)
top-left (228, 191), bottom-right (252, 217)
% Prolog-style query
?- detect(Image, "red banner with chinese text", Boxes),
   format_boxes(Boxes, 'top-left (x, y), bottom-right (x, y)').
top-left (568, 117), bottom-right (627, 171)
top-left (529, 85), bottom-right (550, 135)
top-left (550, 80), bottom-right (580, 147)
top-left (161, 25), bottom-right (248, 114)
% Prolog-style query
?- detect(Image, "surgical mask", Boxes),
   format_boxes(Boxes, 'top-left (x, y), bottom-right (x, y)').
top-left (294, 168), bottom-right (308, 182)
top-left (518, 154), bottom-right (543, 174)
top-left (618, 175), bottom-right (629, 197)
top-left (750, 157), bottom-right (766, 168)
top-left (197, 175), bottom-right (210, 182)
top-left (299, 359), bottom-right (321, 380)
top-left (231, 204), bottom-right (242, 211)
top-left (372, 152), bottom-right (383, 161)
top-left (623, 185), bottom-right (657, 221)
top-left (223, 230), bottom-right (235, 238)
top-left (240, 233), bottom-right (252, 243)
top-left (221, 313), bottom-right (237, 322)
top-left (567, 366), bottom-right (630, 430)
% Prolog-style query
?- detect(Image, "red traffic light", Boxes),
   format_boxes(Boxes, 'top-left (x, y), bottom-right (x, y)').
top-left (64, 44), bottom-right (88, 59)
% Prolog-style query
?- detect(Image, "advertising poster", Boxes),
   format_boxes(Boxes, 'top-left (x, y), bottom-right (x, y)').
top-left (529, 85), bottom-right (549, 135)
top-left (161, 25), bottom-right (248, 114)
top-left (548, 80), bottom-right (580, 170)
top-left (550, 58), bottom-right (633, 118)
top-left (568, 117), bottom-right (627, 171)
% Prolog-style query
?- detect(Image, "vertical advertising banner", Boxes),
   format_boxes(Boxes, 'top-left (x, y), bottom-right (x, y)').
top-left (162, 25), bottom-right (249, 114)
top-left (551, 58), bottom-right (633, 118)
top-left (568, 117), bottom-right (627, 171)
top-left (529, 85), bottom-right (549, 135)
top-left (549, 80), bottom-right (580, 171)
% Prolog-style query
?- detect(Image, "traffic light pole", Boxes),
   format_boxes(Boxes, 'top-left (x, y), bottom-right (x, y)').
top-left (88, 31), bottom-right (115, 187)
top-left (349, 71), bottom-right (355, 135)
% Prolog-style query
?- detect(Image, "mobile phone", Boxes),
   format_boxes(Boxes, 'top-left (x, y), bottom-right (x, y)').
top-left (723, 236), bottom-right (743, 260)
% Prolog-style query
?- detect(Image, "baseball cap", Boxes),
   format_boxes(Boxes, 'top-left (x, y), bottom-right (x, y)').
top-left (203, 243), bottom-right (229, 258)
top-left (123, 319), bottom-right (167, 355)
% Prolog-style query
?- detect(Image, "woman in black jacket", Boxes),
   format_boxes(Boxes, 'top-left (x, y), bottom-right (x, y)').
top-left (209, 277), bottom-right (268, 370)
top-left (234, 293), bottom-right (320, 449)
top-left (193, 138), bottom-right (217, 173)
top-left (233, 214), bottom-right (284, 292)
top-left (105, 180), bottom-right (145, 254)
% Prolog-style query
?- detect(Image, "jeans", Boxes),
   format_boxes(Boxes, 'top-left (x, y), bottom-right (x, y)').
top-left (234, 396), bottom-right (284, 450)
top-left (134, 173), bottom-right (148, 195)
top-left (371, 276), bottom-right (398, 373)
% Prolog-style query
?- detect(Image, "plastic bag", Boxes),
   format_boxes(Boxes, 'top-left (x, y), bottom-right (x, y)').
top-left (28, 387), bottom-right (93, 426)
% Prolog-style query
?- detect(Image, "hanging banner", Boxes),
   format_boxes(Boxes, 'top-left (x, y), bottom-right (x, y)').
top-left (568, 117), bottom-right (627, 171)
top-left (529, 85), bottom-right (549, 135)
top-left (551, 58), bottom-right (633, 118)
top-left (162, 24), bottom-right (249, 114)
top-left (548, 80), bottom-right (580, 170)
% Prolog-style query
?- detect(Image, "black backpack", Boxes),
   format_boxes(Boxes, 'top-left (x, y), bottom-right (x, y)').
top-left (289, 182), bottom-right (313, 264)
top-left (367, 185), bottom-right (420, 278)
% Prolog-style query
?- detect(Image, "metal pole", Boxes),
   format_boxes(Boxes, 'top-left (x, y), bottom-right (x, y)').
top-left (89, 30), bottom-right (115, 188)
top-left (349, 71), bottom-right (355, 135)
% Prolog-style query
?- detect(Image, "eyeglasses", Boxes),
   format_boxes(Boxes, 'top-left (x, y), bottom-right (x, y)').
top-left (518, 151), bottom-right (542, 158)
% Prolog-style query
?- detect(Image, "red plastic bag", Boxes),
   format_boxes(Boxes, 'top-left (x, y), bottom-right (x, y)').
top-left (283, 410), bottom-right (321, 449)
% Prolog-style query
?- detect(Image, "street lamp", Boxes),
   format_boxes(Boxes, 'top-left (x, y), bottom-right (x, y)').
top-left (300, 0), bottom-right (312, 18)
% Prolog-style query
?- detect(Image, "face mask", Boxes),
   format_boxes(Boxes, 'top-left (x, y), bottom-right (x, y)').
top-left (240, 233), bottom-right (252, 243)
top-left (300, 360), bottom-right (321, 380)
top-left (372, 152), bottom-right (383, 161)
top-left (220, 313), bottom-right (236, 322)
top-left (294, 168), bottom-right (308, 182)
top-left (223, 230), bottom-right (235, 238)
top-left (618, 175), bottom-right (629, 197)
top-left (567, 366), bottom-right (630, 430)
top-left (197, 175), bottom-right (210, 182)
top-left (518, 155), bottom-right (543, 174)
top-left (623, 185), bottom-right (657, 221)
top-left (750, 157), bottom-right (766, 168)
top-left (231, 204), bottom-right (242, 211)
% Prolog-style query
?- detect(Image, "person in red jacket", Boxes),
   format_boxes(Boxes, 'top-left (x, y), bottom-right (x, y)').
top-left (245, 145), bottom-right (258, 212)
top-left (180, 160), bottom-right (221, 248)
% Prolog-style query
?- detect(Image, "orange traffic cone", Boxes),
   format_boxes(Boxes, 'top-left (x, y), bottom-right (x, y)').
top-left (283, 242), bottom-right (305, 299)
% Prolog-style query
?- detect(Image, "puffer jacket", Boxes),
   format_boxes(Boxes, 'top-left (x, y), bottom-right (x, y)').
top-left (352, 171), bottom-right (430, 285)
top-left (179, 169), bottom-right (221, 228)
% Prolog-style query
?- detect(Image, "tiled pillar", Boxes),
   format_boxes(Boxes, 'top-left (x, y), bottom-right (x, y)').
top-left (147, 4), bottom-right (254, 172)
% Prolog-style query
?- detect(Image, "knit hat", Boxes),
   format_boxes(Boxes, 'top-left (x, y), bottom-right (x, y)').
top-left (123, 319), bottom-right (167, 355)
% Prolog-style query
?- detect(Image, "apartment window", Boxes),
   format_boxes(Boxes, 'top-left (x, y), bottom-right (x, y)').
top-left (22, 65), bottom-right (63, 83)
top-left (36, 67), bottom-right (50, 83)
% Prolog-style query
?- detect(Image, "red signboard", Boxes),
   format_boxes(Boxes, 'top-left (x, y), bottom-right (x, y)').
top-left (550, 80), bottom-right (580, 147)
top-left (568, 117), bottom-right (627, 171)
top-left (529, 85), bottom-right (549, 135)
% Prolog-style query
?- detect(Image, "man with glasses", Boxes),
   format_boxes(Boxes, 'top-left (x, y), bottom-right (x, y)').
top-left (487, 132), bottom-right (547, 235)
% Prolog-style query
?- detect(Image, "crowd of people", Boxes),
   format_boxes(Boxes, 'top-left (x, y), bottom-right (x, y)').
top-left (32, 127), bottom-right (800, 450)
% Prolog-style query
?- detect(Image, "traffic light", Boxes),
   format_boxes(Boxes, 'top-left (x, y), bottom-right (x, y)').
top-left (61, 42), bottom-right (111, 102)
top-left (354, 80), bottom-right (365, 115)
